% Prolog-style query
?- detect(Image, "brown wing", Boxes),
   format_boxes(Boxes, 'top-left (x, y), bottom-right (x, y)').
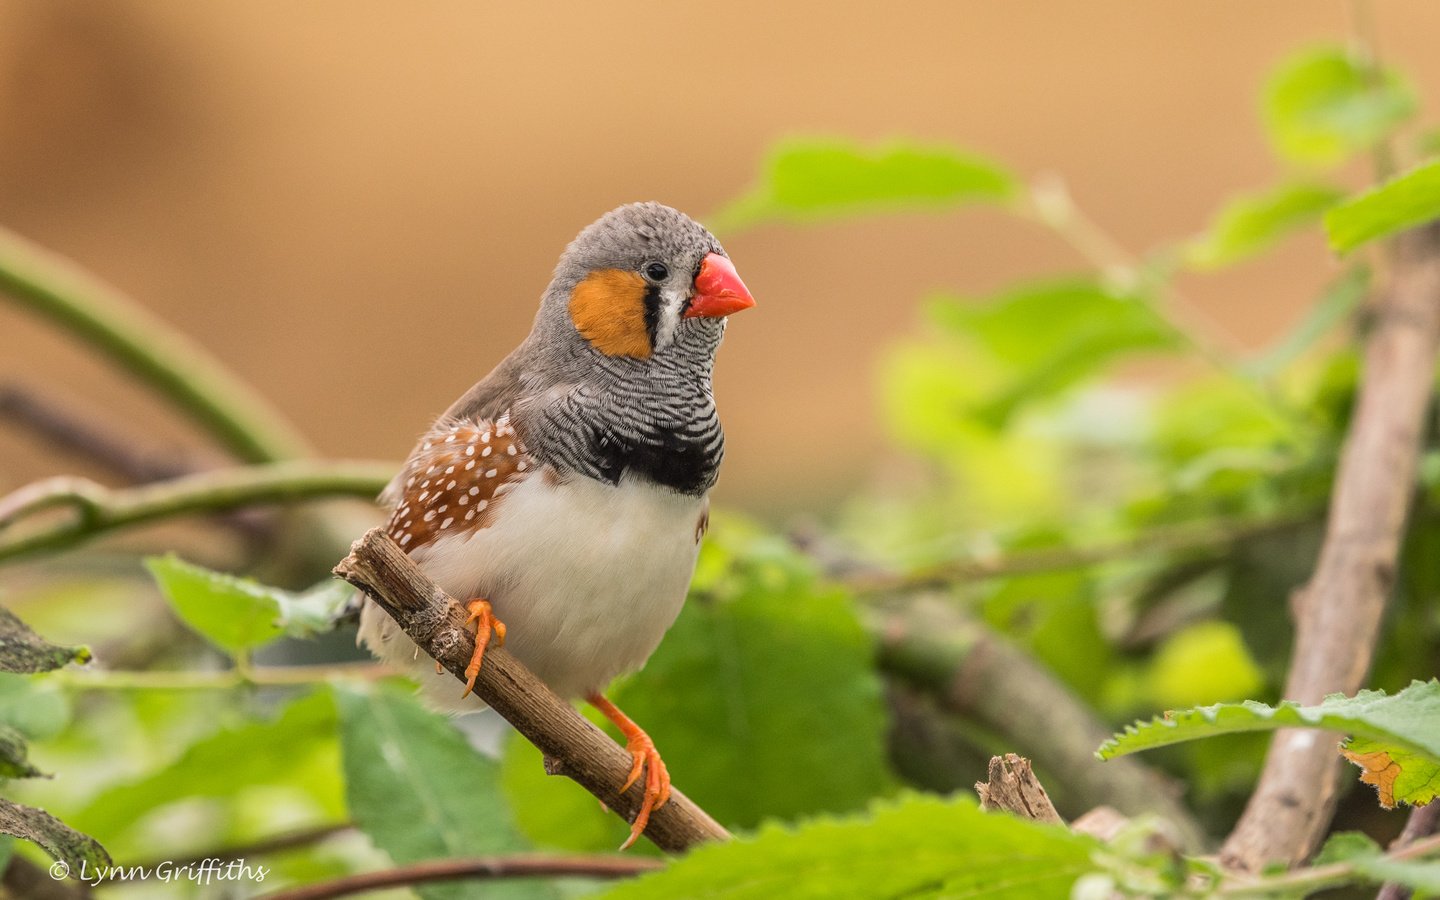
top-left (386, 415), bottom-right (532, 554)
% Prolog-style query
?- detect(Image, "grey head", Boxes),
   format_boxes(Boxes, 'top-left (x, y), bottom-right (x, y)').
top-left (455, 202), bottom-right (755, 496)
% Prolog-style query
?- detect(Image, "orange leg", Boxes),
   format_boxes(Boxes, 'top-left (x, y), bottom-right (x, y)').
top-left (459, 599), bottom-right (506, 698)
top-left (587, 693), bottom-right (671, 850)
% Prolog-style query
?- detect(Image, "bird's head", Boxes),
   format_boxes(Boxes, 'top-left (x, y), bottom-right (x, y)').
top-left (540, 202), bottom-right (755, 361)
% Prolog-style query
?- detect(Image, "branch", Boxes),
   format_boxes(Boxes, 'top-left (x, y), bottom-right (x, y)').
top-left (975, 754), bottom-right (1064, 825)
top-left (257, 854), bottom-right (663, 900)
top-left (0, 461), bottom-right (392, 565)
top-left (1376, 803), bottom-right (1440, 900)
top-left (334, 528), bottom-right (731, 854)
top-left (0, 383), bottom-right (198, 483)
top-left (877, 599), bottom-right (1207, 849)
top-left (0, 225), bottom-right (311, 464)
top-left (1221, 222), bottom-right (1440, 870)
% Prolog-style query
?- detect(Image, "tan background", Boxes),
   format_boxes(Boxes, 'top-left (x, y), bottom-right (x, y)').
top-left (2, 1), bottom-right (1437, 515)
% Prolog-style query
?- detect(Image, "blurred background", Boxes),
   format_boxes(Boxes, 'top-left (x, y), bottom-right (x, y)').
top-left (3, 1), bottom-right (1438, 515)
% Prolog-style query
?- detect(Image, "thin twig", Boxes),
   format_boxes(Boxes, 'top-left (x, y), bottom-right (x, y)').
top-left (1377, 803), bottom-right (1440, 900)
top-left (1221, 222), bottom-right (1440, 870)
top-left (258, 854), bottom-right (663, 900)
top-left (0, 225), bottom-right (312, 464)
top-left (335, 528), bottom-right (731, 853)
top-left (843, 513), bottom-right (1313, 594)
top-left (52, 663), bottom-right (388, 692)
top-left (1218, 832), bottom-right (1440, 897)
top-left (0, 383), bottom-right (198, 483)
top-left (0, 461), bottom-right (392, 565)
top-left (130, 823), bottom-right (353, 873)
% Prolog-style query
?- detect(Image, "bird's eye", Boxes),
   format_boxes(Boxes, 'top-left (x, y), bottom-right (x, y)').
top-left (642, 261), bottom-right (669, 283)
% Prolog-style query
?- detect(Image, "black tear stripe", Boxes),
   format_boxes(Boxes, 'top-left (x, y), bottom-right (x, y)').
top-left (642, 282), bottom-right (662, 350)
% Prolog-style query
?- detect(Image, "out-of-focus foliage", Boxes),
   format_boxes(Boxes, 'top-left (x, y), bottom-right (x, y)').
top-left (1326, 158), bottom-right (1440, 251)
top-left (2, 34), bottom-right (1439, 899)
top-left (1262, 46), bottom-right (1415, 167)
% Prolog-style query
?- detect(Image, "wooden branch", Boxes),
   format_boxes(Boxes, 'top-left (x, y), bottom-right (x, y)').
top-left (975, 754), bottom-right (1064, 825)
top-left (0, 462), bottom-right (391, 565)
top-left (1376, 802), bottom-right (1440, 900)
top-left (257, 853), bottom-right (662, 900)
top-left (1221, 222), bottom-right (1440, 871)
top-left (877, 598), bottom-right (1207, 849)
top-left (334, 527), bottom-right (731, 854)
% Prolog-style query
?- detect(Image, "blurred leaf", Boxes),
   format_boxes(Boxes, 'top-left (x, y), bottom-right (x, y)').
top-left (502, 717), bottom-right (638, 854)
top-left (0, 675), bottom-right (70, 741)
top-left (606, 521), bottom-right (891, 830)
top-left (601, 795), bottom-right (1097, 899)
top-left (1245, 266), bottom-right (1368, 377)
top-left (146, 557), bottom-right (350, 655)
top-left (0, 724), bottom-right (45, 779)
top-left (1185, 182), bottom-right (1342, 269)
top-left (73, 689), bottom-right (341, 839)
top-left (1263, 46), bottom-right (1415, 167)
top-left (711, 138), bottom-right (1016, 230)
top-left (0, 798), bottom-right (110, 874)
top-left (0, 606), bottom-right (90, 673)
top-left (1146, 621), bottom-right (1265, 709)
top-left (336, 682), bottom-right (549, 900)
top-left (1316, 832), bottom-right (1440, 893)
top-left (1325, 159), bottom-right (1440, 253)
top-left (1100, 680), bottom-right (1440, 807)
top-left (930, 279), bottom-right (1180, 428)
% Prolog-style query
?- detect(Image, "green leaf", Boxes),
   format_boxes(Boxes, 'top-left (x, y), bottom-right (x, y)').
top-left (0, 798), bottom-right (110, 875)
top-left (1185, 182), bottom-right (1342, 269)
top-left (0, 724), bottom-right (45, 779)
top-left (601, 795), bottom-right (1098, 900)
top-left (72, 689), bottom-right (341, 840)
top-left (930, 279), bottom-right (1180, 427)
top-left (146, 557), bottom-right (350, 655)
top-left (609, 521), bottom-right (892, 829)
top-left (711, 138), bottom-right (1016, 231)
top-left (1315, 832), bottom-right (1440, 894)
top-left (1245, 266), bottom-right (1368, 377)
top-left (0, 607), bottom-right (90, 673)
top-left (1099, 680), bottom-right (1440, 807)
top-left (1263, 46), bottom-right (1416, 167)
top-left (1145, 621), bottom-right (1265, 709)
top-left (1325, 159), bottom-right (1440, 253)
top-left (336, 682), bottom-right (550, 900)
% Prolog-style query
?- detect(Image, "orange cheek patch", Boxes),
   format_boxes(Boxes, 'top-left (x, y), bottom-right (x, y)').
top-left (569, 269), bottom-right (652, 358)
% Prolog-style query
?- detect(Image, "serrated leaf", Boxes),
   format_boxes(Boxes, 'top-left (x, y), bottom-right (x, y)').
top-left (601, 795), bottom-right (1098, 900)
top-left (0, 798), bottom-right (110, 874)
top-left (336, 682), bottom-right (550, 900)
top-left (1325, 159), bottom-right (1440, 253)
top-left (1185, 182), bottom-right (1342, 269)
top-left (72, 689), bottom-right (341, 839)
top-left (146, 557), bottom-right (350, 655)
top-left (1099, 680), bottom-right (1440, 807)
top-left (0, 724), bottom-right (45, 779)
top-left (1263, 46), bottom-right (1416, 167)
top-left (0, 607), bottom-right (89, 673)
top-left (609, 522), bottom-right (892, 829)
top-left (710, 138), bottom-right (1016, 231)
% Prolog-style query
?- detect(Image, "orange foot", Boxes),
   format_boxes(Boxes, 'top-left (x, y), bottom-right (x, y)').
top-left (459, 598), bottom-right (506, 698)
top-left (588, 693), bottom-right (671, 850)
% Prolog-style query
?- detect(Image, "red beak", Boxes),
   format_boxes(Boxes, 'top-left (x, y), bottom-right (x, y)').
top-left (685, 253), bottom-right (756, 319)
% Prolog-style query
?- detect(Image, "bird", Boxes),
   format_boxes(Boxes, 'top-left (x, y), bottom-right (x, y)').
top-left (357, 201), bottom-right (754, 849)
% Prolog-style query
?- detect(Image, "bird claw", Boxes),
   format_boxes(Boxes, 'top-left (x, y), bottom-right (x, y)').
top-left (617, 730), bottom-right (670, 851)
top-left (459, 598), bottom-right (505, 699)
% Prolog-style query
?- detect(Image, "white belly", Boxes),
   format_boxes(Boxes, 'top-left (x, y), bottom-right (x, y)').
top-left (358, 471), bottom-right (704, 707)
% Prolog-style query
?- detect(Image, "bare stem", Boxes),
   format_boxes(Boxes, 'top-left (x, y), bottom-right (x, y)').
top-left (0, 225), bottom-right (311, 464)
top-left (0, 461), bottom-right (392, 565)
top-left (51, 663), bottom-right (388, 692)
top-left (257, 854), bottom-right (663, 900)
